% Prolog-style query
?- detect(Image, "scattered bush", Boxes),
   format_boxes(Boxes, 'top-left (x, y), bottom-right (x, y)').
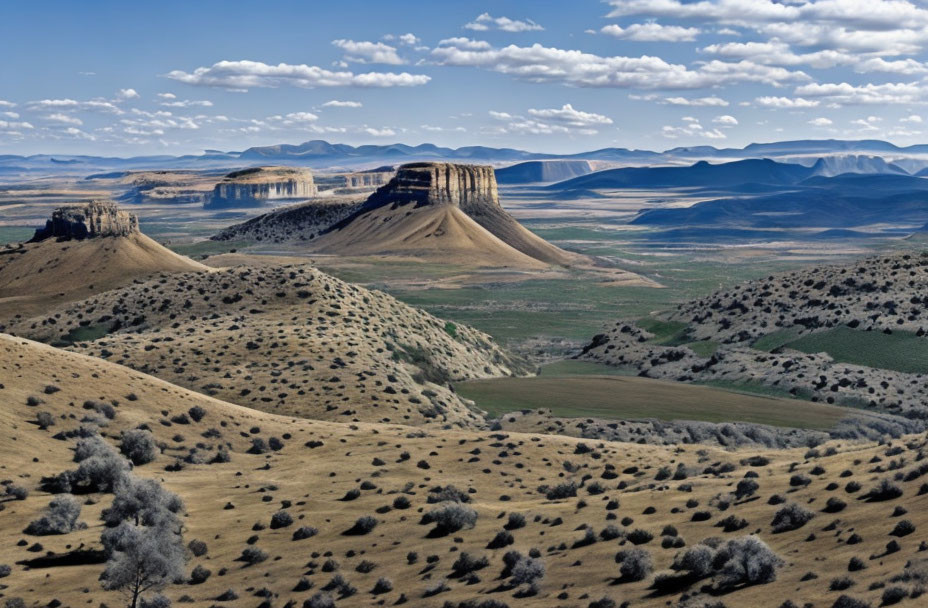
top-left (615, 548), bottom-right (652, 582)
top-left (343, 516), bottom-right (377, 536)
top-left (24, 495), bottom-right (83, 535)
top-left (270, 510), bottom-right (293, 529)
top-left (120, 429), bottom-right (158, 466)
top-left (771, 504), bottom-right (814, 533)
top-left (428, 503), bottom-right (478, 536)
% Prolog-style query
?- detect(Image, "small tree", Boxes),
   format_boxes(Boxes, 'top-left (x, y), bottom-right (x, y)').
top-left (99, 474), bottom-right (186, 608)
top-left (99, 522), bottom-right (186, 608)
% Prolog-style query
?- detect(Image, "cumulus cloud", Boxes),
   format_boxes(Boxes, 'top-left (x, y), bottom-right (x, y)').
top-left (794, 81), bottom-right (927, 105)
top-left (0, 100), bottom-right (16, 108)
top-left (160, 99), bottom-right (213, 108)
top-left (26, 98), bottom-right (123, 113)
top-left (46, 113), bottom-right (83, 126)
top-left (808, 117), bottom-right (833, 126)
top-left (321, 100), bottom-right (363, 108)
top-left (364, 127), bottom-right (396, 136)
top-left (754, 96), bottom-right (820, 108)
top-left (526, 104), bottom-right (613, 127)
top-left (488, 105), bottom-right (612, 135)
top-left (712, 114), bottom-right (738, 125)
top-left (116, 88), bottom-right (140, 100)
top-left (465, 13), bottom-right (543, 32)
top-left (432, 39), bottom-right (808, 89)
top-left (165, 60), bottom-right (430, 90)
top-left (661, 117), bottom-right (727, 139)
top-left (332, 39), bottom-right (405, 65)
top-left (901, 114), bottom-right (923, 123)
top-left (601, 22), bottom-right (700, 42)
top-left (660, 95), bottom-right (729, 106)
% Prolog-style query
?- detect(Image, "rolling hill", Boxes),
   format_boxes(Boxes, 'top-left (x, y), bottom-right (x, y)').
top-left (3, 332), bottom-right (928, 608)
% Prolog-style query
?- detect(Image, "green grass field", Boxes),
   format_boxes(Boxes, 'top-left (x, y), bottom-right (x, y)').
top-left (783, 327), bottom-right (928, 374)
top-left (456, 374), bottom-right (846, 429)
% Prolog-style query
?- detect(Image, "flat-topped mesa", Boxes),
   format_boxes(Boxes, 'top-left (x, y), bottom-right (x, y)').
top-left (29, 200), bottom-right (139, 242)
top-left (207, 166), bottom-right (317, 209)
top-left (366, 162), bottom-right (500, 212)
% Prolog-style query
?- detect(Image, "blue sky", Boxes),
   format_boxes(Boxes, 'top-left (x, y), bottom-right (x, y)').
top-left (2, 0), bottom-right (928, 155)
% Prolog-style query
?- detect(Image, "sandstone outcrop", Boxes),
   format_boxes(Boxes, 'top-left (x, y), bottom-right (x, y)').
top-left (313, 162), bottom-right (589, 267)
top-left (206, 166), bottom-right (317, 209)
top-left (29, 200), bottom-right (139, 242)
top-left (211, 197), bottom-right (364, 243)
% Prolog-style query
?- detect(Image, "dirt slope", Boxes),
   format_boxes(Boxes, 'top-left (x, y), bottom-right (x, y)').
top-left (0, 233), bottom-right (208, 320)
top-left (5, 263), bottom-right (529, 427)
top-left (2, 333), bottom-right (928, 608)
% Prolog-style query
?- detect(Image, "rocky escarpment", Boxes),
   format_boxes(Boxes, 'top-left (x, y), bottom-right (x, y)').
top-left (317, 162), bottom-right (588, 267)
top-left (29, 200), bottom-right (139, 242)
top-left (363, 162), bottom-right (499, 210)
top-left (206, 166), bottom-right (317, 209)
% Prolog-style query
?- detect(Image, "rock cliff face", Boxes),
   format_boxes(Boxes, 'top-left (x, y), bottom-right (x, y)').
top-left (29, 200), bottom-right (139, 242)
top-left (317, 162), bottom-right (590, 268)
top-left (206, 166), bottom-right (317, 209)
top-left (345, 169), bottom-right (393, 189)
top-left (365, 162), bottom-right (499, 210)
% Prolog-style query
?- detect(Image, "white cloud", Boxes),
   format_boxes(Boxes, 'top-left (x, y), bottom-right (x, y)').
top-left (601, 22), bottom-right (700, 42)
top-left (63, 127), bottom-right (94, 139)
top-left (160, 99), bottom-right (213, 108)
top-left (488, 105), bottom-right (610, 135)
top-left (0, 100), bottom-right (16, 108)
top-left (165, 60), bottom-right (430, 90)
top-left (754, 96), bottom-right (820, 108)
top-left (660, 95), bottom-right (729, 106)
top-left (794, 81), bottom-right (926, 105)
top-left (46, 113), bottom-right (83, 126)
top-left (384, 33), bottom-right (420, 46)
top-left (116, 88), bottom-right (140, 100)
top-left (26, 98), bottom-right (123, 114)
top-left (157, 92), bottom-right (177, 100)
top-left (808, 117), bottom-right (833, 126)
top-left (0, 119), bottom-right (34, 133)
top-left (901, 114), bottom-right (923, 123)
top-left (364, 127), bottom-right (396, 136)
top-left (465, 13), bottom-right (543, 32)
top-left (712, 114), bottom-right (738, 125)
top-left (432, 39), bottom-right (809, 89)
top-left (661, 118), bottom-right (727, 139)
top-left (851, 115), bottom-right (882, 131)
top-left (321, 100), bottom-right (363, 108)
top-left (332, 39), bottom-right (405, 65)
top-left (526, 104), bottom-right (613, 127)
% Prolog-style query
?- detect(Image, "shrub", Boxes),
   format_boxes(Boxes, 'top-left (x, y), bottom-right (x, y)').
top-left (831, 595), bottom-right (871, 608)
top-left (293, 526), bottom-right (318, 540)
top-left (487, 530), bottom-right (515, 549)
top-left (428, 503), bottom-right (477, 535)
top-left (239, 547), bottom-right (268, 565)
top-left (189, 564), bottom-right (211, 584)
top-left (0, 565), bottom-right (10, 578)
top-left (771, 504), bottom-right (814, 533)
top-left (627, 529), bottom-right (654, 545)
top-left (505, 513), bottom-right (526, 530)
top-left (427, 485), bottom-right (471, 504)
top-left (672, 544), bottom-right (716, 578)
top-left (187, 540), bottom-right (208, 557)
top-left (392, 496), bottom-right (411, 509)
top-left (343, 516), bottom-right (377, 536)
top-left (24, 495), bottom-right (83, 535)
top-left (544, 481), bottom-right (577, 500)
top-left (188, 406), bottom-right (206, 422)
top-left (36, 412), bottom-right (55, 430)
top-left (890, 520), bottom-right (915, 537)
top-left (863, 479), bottom-right (903, 502)
top-left (718, 536), bottom-right (782, 586)
top-left (452, 552), bottom-right (489, 576)
top-left (615, 548), bottom-right (652, 581)
top-left (372, 577), bottom-right (393, 594)
top-left (120, 429), bottom-right (158, 466)
top-left (735, 479), bottom-right (759, 499)
top-left (270, 510), bottom-right (293, 529)
top-left (511, 556), bottom-right (545, 594)
top-left (882, 586), bottom-right (908, 606)
top-left (303, 593), bottom-right (335, 608)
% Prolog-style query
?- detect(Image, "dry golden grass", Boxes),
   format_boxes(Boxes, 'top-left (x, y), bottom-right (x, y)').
top-left (0, 233), bottom-right (209, 320)
top-left (2, 334), bottom-right (928, 608)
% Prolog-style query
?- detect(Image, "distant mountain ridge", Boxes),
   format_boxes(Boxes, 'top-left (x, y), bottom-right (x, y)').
top-left (6, 138), bottom-right (928, 175)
